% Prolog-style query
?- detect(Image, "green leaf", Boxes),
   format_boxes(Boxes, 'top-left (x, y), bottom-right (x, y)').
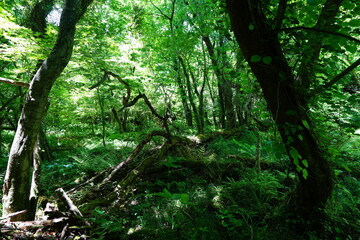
top-left (289, 148), bottom-right (301, 161)
top-left (262, 56), bottom-right (272, 64)
top-left (249, 24), bottom-right (255, 31)
top-left (302, 169), bottom-right (308, 179)
top-left (298, 134), bottom-right (303, 141)
top-left (302, 159), bottom-right (308, 168)
top-left (342, 164), bottom-right (352, 172)
top-left (286, 110), bottom-right (297, 116)
top-left (180, 193), bottom-right (190, 204)
top-left (302, 119), bottom-right (310, 129)
top-left (250, 55), bottom-right (261, 63)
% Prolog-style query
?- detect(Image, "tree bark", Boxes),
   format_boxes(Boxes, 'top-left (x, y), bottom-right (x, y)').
top-left (202, 36), bottom-right (236, 129)
top-left (174, 59), bottom-right (193, 127)
top-left (178, 56), bottom-right (202, 133)
top-left (2, 0), bottom-right (93, 221)
top-left (226, 0), bottom-right (333, 229)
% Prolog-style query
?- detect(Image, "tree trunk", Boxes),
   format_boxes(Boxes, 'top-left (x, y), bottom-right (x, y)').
top-left (2, 0), bottom-right (93, 221)
top-left (178, 56), bottom-right (202, 133)
top-left (174, 59), bottom-right (193, 127)
top-left (226, 0), bottom-right (333, 229)
top-left (218, 37), bottom-right (237, 129)
top-left (203, 36), bottom-right (236, 129)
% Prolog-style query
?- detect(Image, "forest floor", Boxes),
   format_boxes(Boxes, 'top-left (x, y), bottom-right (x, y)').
top-left (0, 129), bottom-right (359, 239)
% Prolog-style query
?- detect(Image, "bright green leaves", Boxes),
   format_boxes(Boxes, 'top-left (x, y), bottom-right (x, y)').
top-left (302, 119), bottom-right (310, 130)
top-left (302, 159), bottom-right (309, 168)
top-left (250, 55), bottom-right (272, 64)
top-left (302, 169), bottom-right (309, 179)
top-left (289, 148), bottom-right (301, 166)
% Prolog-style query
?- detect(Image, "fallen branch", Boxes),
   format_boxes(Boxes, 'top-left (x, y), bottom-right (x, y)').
top-left (0, 210), bottom-right (27, 221)
top-left (56, 188), bottom-right (90, 226)
top-left (100, 130), bottom-right (169, 187)
top-left (67, 167), bottom-right (113, 194)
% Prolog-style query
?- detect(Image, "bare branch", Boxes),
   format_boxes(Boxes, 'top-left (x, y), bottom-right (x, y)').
top-left (0, 77), bottom-right (29, 88)
top-left (280, 26), bottom-right (360, 44)
top-left (150, 0), bottom-right (171, 20)
top-left (311, 57), bottom-right (360, 96)
top-left (0, 210), bottom-right (27, 220)
top-left (0, 93), bottom-right (23, 112)
top-left (102, 69), bottom-right (131, 105)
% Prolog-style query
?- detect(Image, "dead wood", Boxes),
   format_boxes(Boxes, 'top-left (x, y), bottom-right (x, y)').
top-left (55, 188), bottom-right (90, 227)
top-left (80, 136), bottom-right (190, 213)
top-left (0, 210), bottom-right (27, 221)
top-left (0, 217), bottom-right (69, 239)
top-left (67, 167), bottom-right (113, 194)
top-left (100, 130), bottom-right (169, 187)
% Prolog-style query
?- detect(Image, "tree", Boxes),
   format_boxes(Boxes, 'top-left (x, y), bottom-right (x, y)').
top-left (2, 0), bottom-right (93, 221)
top-left (225, 0), bottom-right (335, 231)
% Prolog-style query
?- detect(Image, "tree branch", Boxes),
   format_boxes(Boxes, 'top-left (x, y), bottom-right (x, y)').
top-left (102, 69), bottom-right (131, 105)
top-left (274, 0), bottom-right (288, 31)
top-left (0, 77), bottom-right (29, 88)
top-left (280, 26), bottom-right (360, 44)
top-left (0, 92), bottom-right (23, 112)
top-left (150, 0), bottom-right (171, 21)
top-left (89, 71), bottom-right (108, 89)
top-left (311, 57), bottom-right (360, 96)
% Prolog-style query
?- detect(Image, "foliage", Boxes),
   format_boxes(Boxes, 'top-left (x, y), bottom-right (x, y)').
top-left (0, 0), bottom-right (359, 238)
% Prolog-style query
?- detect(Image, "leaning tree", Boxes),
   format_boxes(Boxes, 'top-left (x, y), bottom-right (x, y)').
top-left (2, 0), bottom-right (93, 221)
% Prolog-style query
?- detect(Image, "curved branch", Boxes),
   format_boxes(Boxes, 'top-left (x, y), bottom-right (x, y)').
top-left (280, 26), bottom-right (360, 44)
top-left (0, 77), bottom-right (29, 88)
top-left (89, 71), bottom-right (108, 89)
top-left (120, 93), bottom-right (165, 121)
top-left (102, 69), bottom-right (131, 105)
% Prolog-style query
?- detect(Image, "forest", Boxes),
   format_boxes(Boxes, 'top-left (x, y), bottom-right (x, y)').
top-left (0, 0), bottom-right (359, 239)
